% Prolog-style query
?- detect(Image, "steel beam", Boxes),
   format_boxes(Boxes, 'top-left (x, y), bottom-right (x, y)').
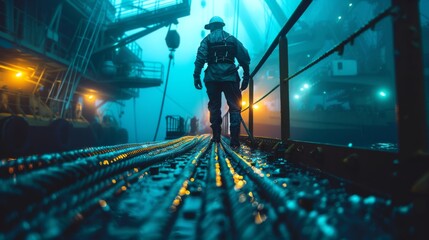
top-left (264, 0), bottom-right (288, 26)
top-left (391, 0), bottom-right (427, 159)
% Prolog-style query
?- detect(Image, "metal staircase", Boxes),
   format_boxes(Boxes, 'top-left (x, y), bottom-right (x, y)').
top-left (49, 0), bottom-right (107, 118)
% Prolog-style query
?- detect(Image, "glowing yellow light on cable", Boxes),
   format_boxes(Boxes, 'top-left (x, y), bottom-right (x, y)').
top-left (241, 101), bottom-right (246, 106)
top-left (179, 187), bottom-right (187, 196)
top-left (99, 199), bottom-right (107, 208)
top-left (234, 180), bottom-right (245, 190)
top-left (173, 199), bottom-right (180, 206)
top-left (255, 212), bottom-right (267, 224)
top-left (15, 72), bottom-right (22, 77)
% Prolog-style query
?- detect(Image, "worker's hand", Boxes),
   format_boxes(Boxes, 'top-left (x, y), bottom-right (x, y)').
top-left (194, 75), bottom-right (202, 90)
top-left (240, 75), bottom-right (250, 91)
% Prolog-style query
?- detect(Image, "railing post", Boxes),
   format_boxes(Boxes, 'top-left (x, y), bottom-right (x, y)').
top-left (391, 0), bottom-right (427, 160)
top-left (247, 0), bottom-right (312, 139)
top-left (249, 74), bottom-right (254, 136)
top-left (279, 36), bottom-right (290, 142)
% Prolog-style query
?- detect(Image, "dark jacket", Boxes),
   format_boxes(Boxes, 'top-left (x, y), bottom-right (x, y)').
top-left (194, 29), bottom-right (250, 82)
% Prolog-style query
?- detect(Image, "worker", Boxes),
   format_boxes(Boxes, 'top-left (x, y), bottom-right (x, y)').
top-left (193, 16), bottom-right (251, 149)
top-left (15, 89), bottom-right (26, 117)
top-left (29, 91), bottom-right (41, 119)
top-left (75, 101), bottom-right (82, 120)
top-left (0, 85), bottom-right (15, 115)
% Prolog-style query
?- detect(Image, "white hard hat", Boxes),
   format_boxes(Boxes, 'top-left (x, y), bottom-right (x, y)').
top-left (204, 16), bottom-right (225, 30)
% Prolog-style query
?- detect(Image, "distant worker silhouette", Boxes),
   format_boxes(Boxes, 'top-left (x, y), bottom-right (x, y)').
top-left (193, 16), bottom-right (251, 149)
top-left (15, 89), bottom-right (26, 117)
top-left (1, 85), bottom-right (15, 115)
top-left (190, 116), bottom-right (198, 135)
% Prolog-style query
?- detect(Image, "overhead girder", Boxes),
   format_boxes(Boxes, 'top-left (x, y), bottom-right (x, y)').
top-left (264, 0), bottom-right (288, 26)
top-left (236, 2), bottom-right (264, 51)
top-left (93, 22), bottom-right (172, 55)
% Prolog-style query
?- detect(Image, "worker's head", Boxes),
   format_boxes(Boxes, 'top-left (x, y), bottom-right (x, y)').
top-left (205, 16), bottom-right (225, 31)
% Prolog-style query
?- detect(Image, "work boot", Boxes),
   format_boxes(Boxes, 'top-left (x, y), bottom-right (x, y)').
top-left (211, 132), bottom-right (220, 143)
top-left (211, 126), bottom-right (221, 143)
top-left (230, 127), bottom-right (240, 149)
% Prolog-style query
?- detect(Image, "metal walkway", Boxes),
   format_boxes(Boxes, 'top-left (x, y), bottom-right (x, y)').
top-left (0, 135), bottom-right (415, 239)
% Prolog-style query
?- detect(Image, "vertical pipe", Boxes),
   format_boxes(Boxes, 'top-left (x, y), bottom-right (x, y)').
top-left (153, 51), bottom-right (174, 141)
top-left (279, 36), bottom-right (290, 142)
top-left (391, 0), bottom-right (427, 159)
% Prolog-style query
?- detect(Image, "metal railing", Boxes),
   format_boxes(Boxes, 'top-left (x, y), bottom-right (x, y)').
top-left (110, 0), bottom-right (188, 21)
top-left (115, 61), bottom-right (164, 81)
top-left (125, 42), bottom-right (144, 60)
top-left (218, 0), bottom-right (429, 199)
top-left (237, 0), bottom-right (426, 162)
top-left (222, 0), bottom-right (312, 140)
top-left (0, 4), bottom-right (74, 61)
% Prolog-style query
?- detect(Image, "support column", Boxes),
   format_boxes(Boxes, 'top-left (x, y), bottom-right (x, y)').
top-left (391, 0), bottom-right (427, 160)
top-left (249, 74), bottom-right (254, 136)
top-left (279, 36), bottom-right (290, 142)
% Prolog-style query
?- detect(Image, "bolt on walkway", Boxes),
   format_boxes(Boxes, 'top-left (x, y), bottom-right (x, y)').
top-left (0, 135), bottom-right (417, 239)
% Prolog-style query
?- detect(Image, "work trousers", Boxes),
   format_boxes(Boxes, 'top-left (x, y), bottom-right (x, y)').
top-left (205, 81), bottom-right (242, 145)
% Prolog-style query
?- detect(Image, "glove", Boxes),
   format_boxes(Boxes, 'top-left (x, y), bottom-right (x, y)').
top-left (240, 75), bottom-right (250, 91)
top-left (194, 74), bottom-right (202, 90)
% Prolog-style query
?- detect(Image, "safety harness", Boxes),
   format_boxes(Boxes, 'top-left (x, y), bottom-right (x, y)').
top-left (207, 34), bottom-right (236, 64)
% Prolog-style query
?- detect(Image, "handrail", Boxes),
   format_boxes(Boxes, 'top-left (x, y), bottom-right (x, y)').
top-left (249, 0), bottom-right (313, 79)
top-left (282, 6), bottom-right (395, 84)
top-left (113, 0), bottom-right (187, 21)
top-left (241, 5), bottom-right (395, 113)
top-left (245, 0), bottom-right (312, 137)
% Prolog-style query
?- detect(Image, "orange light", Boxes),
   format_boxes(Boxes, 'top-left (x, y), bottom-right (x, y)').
top-left (241, 101), bottom-right (247, 106)
top-left (252, 104), bottom-right (259, 109)
top-left (88, 94), bottom-right (95, 100)
top-left (99, 199), bottom-right (107, 208)
top-left (15, 72), bottom-right (22, 77)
